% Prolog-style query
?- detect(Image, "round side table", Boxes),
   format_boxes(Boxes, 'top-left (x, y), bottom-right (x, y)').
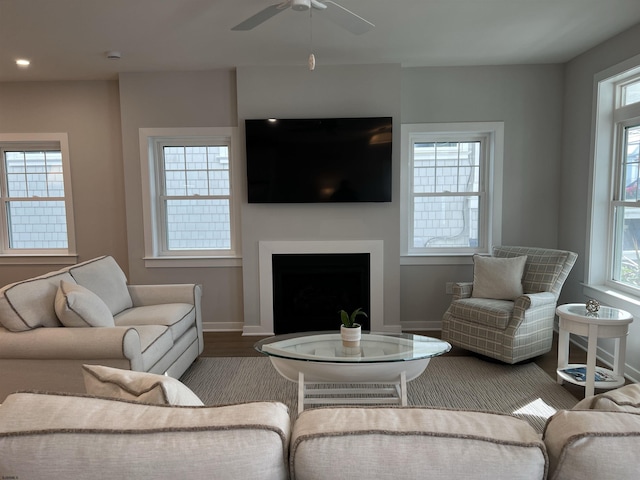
top-left (556, 303), bottom-right (633, 398)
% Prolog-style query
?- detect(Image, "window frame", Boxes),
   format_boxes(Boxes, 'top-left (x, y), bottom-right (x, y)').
top-left (400, 122), bottom-right (503, 264)
top-left (0, 133), bottom-right (76, 264)
top-left (139, 127), bottom-right (241, 268)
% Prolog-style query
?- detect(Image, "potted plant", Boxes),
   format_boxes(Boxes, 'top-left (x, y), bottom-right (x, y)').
top-left (339, 307), bottom-right (367, 346)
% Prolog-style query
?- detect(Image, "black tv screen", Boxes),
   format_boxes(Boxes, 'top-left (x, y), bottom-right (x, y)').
top-left (245, 117), bottom-right (392, 203)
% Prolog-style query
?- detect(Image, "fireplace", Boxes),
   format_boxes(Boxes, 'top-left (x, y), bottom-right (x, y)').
top-left (258, 241), bottom-right (384, 334)
top-left (272, 253), bottom-right (371, 334)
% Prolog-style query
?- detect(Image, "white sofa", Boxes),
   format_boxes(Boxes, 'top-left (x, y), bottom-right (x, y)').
top-left (0, 256), bottom-right (203, 402)
top-left (1, 384), bottom-right (640, 479)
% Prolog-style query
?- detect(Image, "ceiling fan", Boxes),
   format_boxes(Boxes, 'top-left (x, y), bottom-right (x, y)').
top-left (231, 0), bottom-right (374, 35)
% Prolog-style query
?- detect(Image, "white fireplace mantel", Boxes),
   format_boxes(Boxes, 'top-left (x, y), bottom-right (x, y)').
top-left (256, 240), bottom-right (385, 335)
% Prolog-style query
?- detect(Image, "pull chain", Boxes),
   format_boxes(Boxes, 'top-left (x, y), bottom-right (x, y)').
top-left (308, 8), bottom-right (315, 70)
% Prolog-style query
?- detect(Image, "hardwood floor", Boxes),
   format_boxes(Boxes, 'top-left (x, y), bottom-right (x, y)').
top-left (202, 330), bottom-right (615, 400)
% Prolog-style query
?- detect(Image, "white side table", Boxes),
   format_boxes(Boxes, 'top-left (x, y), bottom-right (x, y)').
top-left (556, 303), bottom-right (633, 398)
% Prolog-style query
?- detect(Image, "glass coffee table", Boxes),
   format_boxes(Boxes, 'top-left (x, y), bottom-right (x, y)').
top-left (255, 332), bottom-right (451, 413)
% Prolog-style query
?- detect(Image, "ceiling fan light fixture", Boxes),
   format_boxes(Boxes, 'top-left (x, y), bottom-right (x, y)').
top-left (291, 0), bottom-right (311, 11)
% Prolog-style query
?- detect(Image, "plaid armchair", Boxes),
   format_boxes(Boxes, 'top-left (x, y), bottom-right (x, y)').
top-left (441, 246), bottom-right (578, 364)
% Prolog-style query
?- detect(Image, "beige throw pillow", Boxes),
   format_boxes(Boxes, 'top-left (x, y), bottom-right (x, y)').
top-left (82, 364), bottom-right (204, 406)
top-left (55, 280), bottom-right (115, 327)
top-left (472, 255), bottom-right (527, 300)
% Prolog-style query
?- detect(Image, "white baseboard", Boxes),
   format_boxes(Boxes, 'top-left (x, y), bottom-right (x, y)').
top-left (202, 321), bottom-right (244, 332)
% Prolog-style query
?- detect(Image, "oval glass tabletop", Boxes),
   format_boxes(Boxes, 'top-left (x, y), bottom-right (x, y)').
top-left (254, 331), bottom-right (451, 364)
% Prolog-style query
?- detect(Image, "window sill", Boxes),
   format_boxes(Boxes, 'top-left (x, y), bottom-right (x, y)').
top-left (0, 254), bottom-right (78, 266)
top-left (143, 256), bottom-right (242, 268)
top-left (401, 255), bottom-right (474, 266)
top-left (582, 283), bottom-right (640, 318)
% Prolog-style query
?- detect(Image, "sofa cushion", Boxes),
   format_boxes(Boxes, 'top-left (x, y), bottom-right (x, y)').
top-left (472, 255), bottom-right (527, 300)
top-left (447, 297), bottom-right (515, 329)
top-left (55, 280), bottom-right (115, 328)
top-left (0, 392), bottom-right (291, 480)
top-left (291, 407), bottom-right (546, 480)
top-left (0, 270), bottom-right (74, 332)
top-left (543, 409), bottom-right (640, 480)
top-left (67, 256), bottom-right (133, 315)
top-left (82, 364), bottom-right (203, 406)
top-left (115, 303), bottom-right (195, 342)
top-left (573, 383), bottom-right (640, 412)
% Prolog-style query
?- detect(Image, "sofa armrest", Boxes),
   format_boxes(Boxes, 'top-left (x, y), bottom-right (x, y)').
top-left (544, 410), bottom-right (640, 480)
top-left (127, 284), bottom-right (202, 307)
top-left (452, 282), bottom-right (473, 300)
top-left (514, 291), bottom-right (556, 310)
top-left (0, 326), bottom-right (143, 368)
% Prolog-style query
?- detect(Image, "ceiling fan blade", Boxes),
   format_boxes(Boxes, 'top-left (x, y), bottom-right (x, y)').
top-left (231, 2), bottom-right (290, 31)
top-left (321, 1), bottom-right (374, 35)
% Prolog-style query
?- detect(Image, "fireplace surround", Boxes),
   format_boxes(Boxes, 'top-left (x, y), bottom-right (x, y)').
top-left (258, 240), bottom-right (384, 334)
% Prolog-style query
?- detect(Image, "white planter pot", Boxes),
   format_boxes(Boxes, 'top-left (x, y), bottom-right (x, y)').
top-left (341, 324), bottom-right (361, 347)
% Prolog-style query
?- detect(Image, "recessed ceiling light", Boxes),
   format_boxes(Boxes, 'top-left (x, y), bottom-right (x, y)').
top-left (16, 59), bottom-right (30, 67)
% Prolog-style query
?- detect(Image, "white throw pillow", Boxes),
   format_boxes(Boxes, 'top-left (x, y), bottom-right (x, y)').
top-left (471, 255), bottom-right (527, 300)
top-left (55, 280), bottom-right (115, 327)
top-left (82, 364), bottom-right (204, 406)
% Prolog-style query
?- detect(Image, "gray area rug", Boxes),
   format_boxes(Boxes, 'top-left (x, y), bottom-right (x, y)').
top-left (180, 356), bottom-right (578, 433)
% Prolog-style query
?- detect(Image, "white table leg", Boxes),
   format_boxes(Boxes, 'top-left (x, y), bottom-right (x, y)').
top-left (585, 323), bottom-right (599, 398)
top-left (614, 333), bottom-right (628, 377)
top-left (400, 371), bottom-right (407, 406)
top-left (557, 326), bottom-right (570, 384)
top-left (298, 371), bottom-right (305, 415)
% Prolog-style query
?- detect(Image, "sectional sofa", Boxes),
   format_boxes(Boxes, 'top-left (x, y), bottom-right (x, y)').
top-left (0, 256), bottom-right (203, 401)
top-left (1, 384), bottom-right (639, 479)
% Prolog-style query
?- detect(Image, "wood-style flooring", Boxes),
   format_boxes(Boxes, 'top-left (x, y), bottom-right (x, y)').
top-left (202, 330), bottom-right (617, 400)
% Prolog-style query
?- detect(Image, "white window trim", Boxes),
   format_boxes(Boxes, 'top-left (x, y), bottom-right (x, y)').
top-left (0, 133), bottom-right (77, 265)
top-left (400, 122), bottom-right (503, 265)
top-left (139, 127), bottom-right (241, 268)
top-left (586, 53), bottom-right (640, 315)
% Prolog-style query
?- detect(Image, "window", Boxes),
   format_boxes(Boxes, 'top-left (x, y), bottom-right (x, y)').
top-left (0, 133), bottom-right (76, 260)
top-left (401, 122), bottom-right (503, 260)
top-left (139, 128), bottom-right (240, 267)
top-left (590, 62), bottom-right (640, 297)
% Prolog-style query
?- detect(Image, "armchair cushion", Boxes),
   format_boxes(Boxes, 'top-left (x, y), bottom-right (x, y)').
top-left (55, 280), bottom-right (114, 328)
top-left (447, 297), bottom-right (515, 329)
top-left (82, 364), bottom-right (203, 406)
top-left (472, 255), bottom-right (527, 300)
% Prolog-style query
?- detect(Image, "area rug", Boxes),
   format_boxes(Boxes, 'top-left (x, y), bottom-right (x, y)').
top-left (180, 356), bottom-right (578, 433)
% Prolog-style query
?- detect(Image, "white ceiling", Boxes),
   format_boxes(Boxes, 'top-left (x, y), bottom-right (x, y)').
top-left (2, 0), bottom-right (640, 82)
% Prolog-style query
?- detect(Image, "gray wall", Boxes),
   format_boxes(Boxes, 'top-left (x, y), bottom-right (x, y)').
top-left (0, 80), bottom-right (128, 283)
top-left (236, 65), bottom-right (402, 333)
top-left (400, 65), bottom-right (565, 328)
top-left (117, 71), bottom-right (245, 330)
top-left (560, 23), bottom-right (640, 380)
top-left (0, 64), bottom-right (571, 332)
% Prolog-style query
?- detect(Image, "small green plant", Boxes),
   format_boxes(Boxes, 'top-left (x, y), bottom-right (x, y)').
top-left (339, 307), bottom-right (367, 328)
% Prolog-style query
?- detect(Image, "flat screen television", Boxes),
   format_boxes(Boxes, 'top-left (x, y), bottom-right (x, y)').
top-left (245, 117), bottom-right (392, 203)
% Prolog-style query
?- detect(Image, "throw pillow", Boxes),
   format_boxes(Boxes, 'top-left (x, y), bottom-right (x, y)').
top-left (82, 364), bottom-right (204, 406)
top-left (55, 280), bottom-right (115, 327)
top-left (471, 255), bottom-right (527, 300)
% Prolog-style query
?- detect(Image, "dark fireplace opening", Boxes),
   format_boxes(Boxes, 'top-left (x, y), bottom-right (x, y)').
top-left (272, 253), bottom-right (371, 334)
